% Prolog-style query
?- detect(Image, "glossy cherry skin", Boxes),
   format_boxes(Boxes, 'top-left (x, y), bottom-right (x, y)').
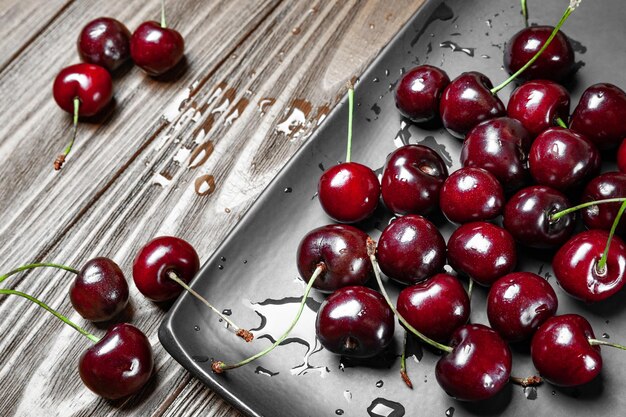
top-left (439, 167), bottom-right (504, 223)
top-left (315, 286), bottom-right (394, 358)
top-left (531, 314), bottom-right (601, 387)
top-left (618, 139), bottom-right (626, 173)
top-left (130, 21), bottom-right (184, 76)
top-left (461, 117), bottom-right (532, 193)
top-left (377, 215), bottom-right (446, 285)
top-left (70, 258), bottom-right (129, 322)
top-left (439, 72), bottom-right (506, 139)
top-left (507, 80), bottom-right (570, 137)
top-left (528, 128), bottom-right (600, 192)
top-left (52, 63), bottom-right (113, 116)
top-left (318, 162), bottom-right (380, 223)
top-left (436, 324), bottom-right (512, 401)
top-left (581, 172), bottom-right (626, 234)
top-left (570, 83), bottom-right (626, 149)
top-left (553, 230), bottom-right (626, 303)
top-left (487, 272), bottom-right (558, 343)
top-left (132, 236), bottom-right (200, 302)
top-left (504, 26), bottom-right (574, 82)
top-left (397, 273), bottom-right (470, 342)
top-left (503, 185), bottom-right (574, 249)
top-left (447, 222), bottom-right (516, 287)
top-left (296, 224), bottom-right (372, 293)
top-left (395, 65), bottom-right (450, 123)
top-left (77, 17), bottom-right (131, 72)
top-left (381, 145), bottom-right (448, 215)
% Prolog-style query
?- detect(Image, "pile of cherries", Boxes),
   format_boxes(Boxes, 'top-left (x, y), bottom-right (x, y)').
top-left (52, 0), bottom-right (185, 170)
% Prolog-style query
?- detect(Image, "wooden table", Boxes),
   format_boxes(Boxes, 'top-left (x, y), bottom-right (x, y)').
top-left (0, 0), bottom-right (425, 415)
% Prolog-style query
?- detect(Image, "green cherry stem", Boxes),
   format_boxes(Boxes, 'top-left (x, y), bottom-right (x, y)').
top-left (161, 0), bottom-right (167, 28)
top-left (490, 1), bottom-right (581, 94)
top-left (345, 83), bottom-right (354, 163)
top-left (0, 262), bottom-right (79, 285)
top-left (589, 338), bottom-right (626, 351)
top-left (467, 278), bottom-right (474, 300)
top-left (54, 97), bottom-right (80, 171)
top-left (212, 263), bottom-right (326, 373)
top-left (521, 0), bottom-right (529, 27)
top-left (597, 200), bottom-right (626, 273)
top-left (0, 288), bottom-right (99, 343)
top-left (555, 117), bottom-right (568, 128)
top-left (400, 330), bottom-right (413, 389)
top-left (550, 198), bottom-right (626, 222)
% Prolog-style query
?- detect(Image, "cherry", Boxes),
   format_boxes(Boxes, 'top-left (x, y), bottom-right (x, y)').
top-left (507, 80), bottom-right (570, 137)
top-left (461, 117), bottom-right (532, 193)
top-left (439, 167), bottom-right (504, 223)
top-left (570, 83), bottom-right (626, 149)
top-left (504, 26), bottom-right (574, 82)
top-left (315, 286), bottom-right (394, 358)
top-left (397, 273), bottom-right (470, 342)
top-left (77, 17), bottom-right (131, 72)
top-left (447, 222), bottom-right (517, 287)
top-left (296, 224), bottom-right (372, 292)
top-left (618, 139), bottom-right (626, 173)
top-left (487, 272), bottom-right (558, 343)
top-left (581, 172), bottom-right (626, 234)
top-left (380, 144), bottom-right (448, 215)
top-left (79, 323), bottom-right (153, 399)
top-left (376, 215), bottom-right (446, 285)
top-left (439, 72), bottom-right (505, 139)
top-left (503, 185), bottom-right (575, 248)
top-left (394, 65), bottom-right (450, 123)
top-left (528, 127), bottom-right (600, 192)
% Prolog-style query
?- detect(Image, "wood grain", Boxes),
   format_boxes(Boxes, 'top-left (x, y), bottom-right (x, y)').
top-left (0, 0), bottom-right (424, 415)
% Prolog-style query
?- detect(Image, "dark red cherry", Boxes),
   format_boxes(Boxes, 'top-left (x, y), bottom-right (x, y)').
top-left (376, 215), bottom-right (446, 285)
top-left (461, 117), bottom-right (532, 193)
top-left (52, 63), bottom-right (113, 116)
top-left (570, 83), bottom-right (626, 149)
top-left (395, 65), bottom-right (450, 123)
top-left (69, 257), bottom-right (129, 322)
top-left (553, 230), bottom-right (626, 303)
top-left (296, 224), bottom-right (372, 293)
top-left (132, 236), bottom-right (200, 302)
top-left (381, 145), bottom-right (448, 215)
top-left (581, 172), bottom-right (626, 234)
top-left (503, 185), bottom-right (575, 248)
top-left (507, 80), bottom-right (570, 137)
top-left (130, 21), bottom-right (184, 76)
top-left (531, 314), bottom-right (601, 387)
top-left (436, 324), bottom-right (512, 401)
top-left (487, 272), bottom-right (558, 343)
top-left (79, 323), bottom-right (153, 399)
top-left (318, 162), bottom-right (380, 223)
top-left (315, 286), bottom-right (394, 358)
top-left (439, 72), bottom-right (506, 138)
top-left (528, 128), bottom-right (600, 192)
top-left (618, 139), bottom-right (626, 173)
top-left (397, 273), bottom-right (470, 342)
top-left (504, 26), bottom-right (574, 82)
top-left (439, 167), bottom-right (504, 223)
top-left (77, 17), bottom-right (131, 72)
top-left (447, 222), bottom-right (516, 287)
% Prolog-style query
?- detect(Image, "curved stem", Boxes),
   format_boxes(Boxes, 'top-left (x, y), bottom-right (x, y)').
top-left (345, 83), bottom-right (354, 163)
top-left (54, 97), bottom-right (80, 170)
top-left (0, 288), bottom-right (99, 343)
top-left (0, 262), bottom-right (79, 285)
top-left (167, 271), bottom-right (253, 342)
top-left (597, 200), bottom-right (626, 272)
top-left (521, 0), bottom-right (529, 27)
top-left (212, 264), bottom-right (325, 373)
top-left (491, 3), bottom-right (579, 94)
top-left (550, 198), bottom-right (626, 222)
top-left (555, 117), bottom-right (568, 128)
top-left (400, 330), bottom-right (413, 389)
top-left (589, 338), bottom-right (626, 351)
top-left (161, 0), bottom-right (167, 28)
top-left (467, 278), bottom-right (474, 300)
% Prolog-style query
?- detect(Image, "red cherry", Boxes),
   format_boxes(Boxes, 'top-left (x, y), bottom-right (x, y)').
top-left (394, 65), bottom-right (450, 123)
top-left (507, 80), bottom-right (570, 137)
top-left (618, 139), bottom-right (626, 173)
top-left (581, 172), bottom-right (626, 234)
top-left (77, 17), bottom-right (131, 72)
top-left (52, 63), bottom-right (113, 117)
top-left (130, 21), bottom-right (184, 76)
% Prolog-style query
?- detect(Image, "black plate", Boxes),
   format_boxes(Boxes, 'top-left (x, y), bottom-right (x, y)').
top-left (160, 1), bottom-right (626, 416)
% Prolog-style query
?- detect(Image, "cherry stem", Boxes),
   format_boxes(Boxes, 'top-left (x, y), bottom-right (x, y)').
top-left (345, 82), bottom-right (354, 163)
top-left (0, 288), bottom-right (99, 343)
top-left (510, 375), bottom-right (543, 387)
top-left (550, 198), bottom-right (626, 222)
top-left (555, 117), bottom-right (568, 128)
top-left (589, 338), bottom-right (626, 351)
top-left (367, 242), bottom-right (453, 353)
top-left (467, 278), bottom-right (474, 300)
top-left (400, 330), bottom-right (413, 389)
top-left (597, 199), bottom-right (626, 273)
top-left (54, 97), bottom-right (80, 170)
top-left (161, 0), bottom-right (167, 28)
top-left (167, 271), bottom-right (253, 342)
top-left (212, 263), bottom-right (326, 373)
top-left (490, 2), bottom-right (580, 94)
top-left (521, 0), bottom-right (529, 27)
top-left (0, 262), bottom-right (79, 285)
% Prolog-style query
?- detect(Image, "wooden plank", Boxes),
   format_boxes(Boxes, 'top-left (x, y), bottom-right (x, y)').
top-left (0, 0), bottom-right (424, 415)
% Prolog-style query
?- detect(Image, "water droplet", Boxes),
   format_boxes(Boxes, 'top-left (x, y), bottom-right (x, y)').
top-left (194, 325), bottom-right (200, 331)
top-left (486, 19), bottom-right (492, 28)
top-left (439, 40), bottom-right (475, 57)
top-left (292, 26), bottom-right (301, 35)
top-left (373, 77), bottom-right (380, 83)
top-left (385, 69), bottom-right (390, 76)
top-left (344, 390), bottom-right (352, 402)
top-left (552, 390), bottom-right (556, 395)
top-left (339, 362), bottom-right (345, 372)
top-left (220, 256), bottom-right (226, 262)
top-left (284, 187), bottom-right (293, 193)
top-left (243, 259), bottom-right (248, 264)
top-left (369, 23), bottom-right (375, 29)
top-left (367, 398), bottom-right (405, 417)
top-left (336, 410), bottom-right (344, 415)
top-left (376, 380), bottom-right (384, 388)
top-left (218, 265), bottom-right (224, 270)
top-left (445, 407), bottom-right (455, 417)
top-left (603, 332), bottom-right (610, 339)
top-left (254, 366), bottom-right (279, 377)
top-left (222, 309), bottom-right (232, 316)
top-left (524, 386), bottom-right (538, 400)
